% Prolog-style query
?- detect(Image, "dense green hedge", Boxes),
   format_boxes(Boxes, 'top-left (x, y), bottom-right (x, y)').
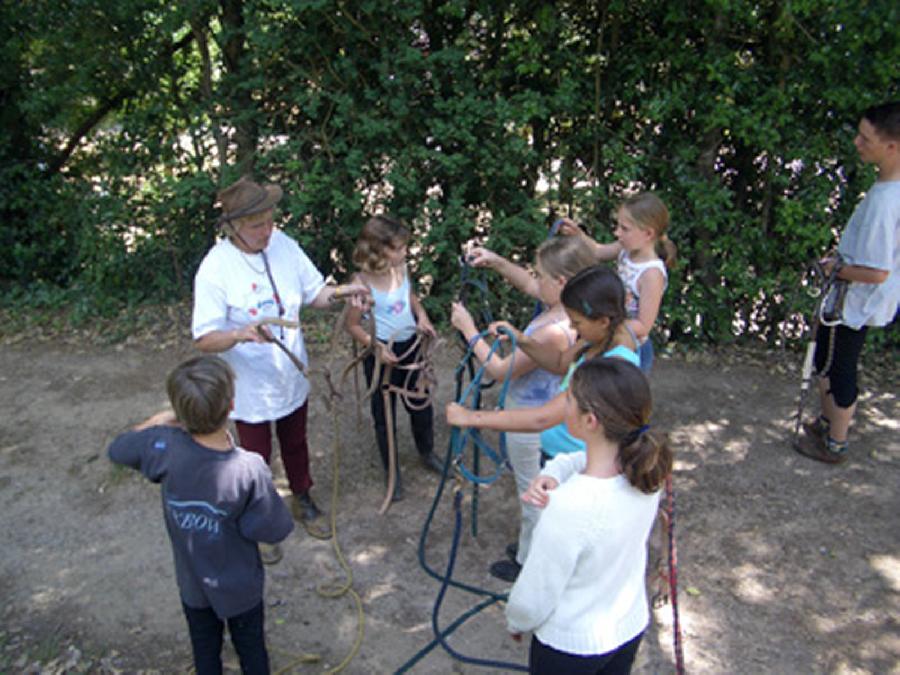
top-left (1, 0), bottom-right (897, 352)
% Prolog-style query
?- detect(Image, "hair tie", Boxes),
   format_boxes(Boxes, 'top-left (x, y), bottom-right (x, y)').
top-left (624, 424), bottom-right (651, 446)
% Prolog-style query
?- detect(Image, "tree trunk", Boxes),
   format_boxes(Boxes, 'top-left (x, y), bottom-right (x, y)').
top-left (191, 16), bottom-right (229, 182)
top-left (220, 0), bottom-right (257, 176)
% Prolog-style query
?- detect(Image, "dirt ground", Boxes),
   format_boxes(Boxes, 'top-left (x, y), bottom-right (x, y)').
top-left (0, 330), bottom-right (897, 674)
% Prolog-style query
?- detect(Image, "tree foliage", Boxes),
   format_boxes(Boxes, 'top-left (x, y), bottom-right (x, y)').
top-left (1, 0), bottom-right (897, 350)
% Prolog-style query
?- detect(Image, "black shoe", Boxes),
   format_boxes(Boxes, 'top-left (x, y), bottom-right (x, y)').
top-left (293, 492), bottom-right (323, 521)
top-left (387, 473), bottom-right (405, 502)
top-left (420, 452), bottom-right (443, 475)
top-left (505, 542), bottom-right (518, 562)
top-left (391, 481), bottom-right (405, 502)
top-left (489, 558), bottom-right (522, 582)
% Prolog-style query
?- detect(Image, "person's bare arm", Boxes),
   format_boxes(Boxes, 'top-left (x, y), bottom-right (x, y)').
top-left (627, 268), bottom-right (665, 341)
top-left (489, 320), bottom-right (582, 375)
top-left (309, 282), bottom-right (372, 309)
top-left (410, 292), bottom-right (436, 336)
top-left (446, 391), bottom-right (565, 432)
top-left (133, 409), bottom-right (180, 431)
top-left (195, 324), bottom-right (269, 353)
top-left (467, 246), bottom-right (540, 298)
top-left (557, 218), bottom-right (622, 261)
top-left (452, 303), bottom-right (543, 380)
top-left (835, 263), bottom-right (889, 284)
top-left (343, 278), bottom-right (397, 364)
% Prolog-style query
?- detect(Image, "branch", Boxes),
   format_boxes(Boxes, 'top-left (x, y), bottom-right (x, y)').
top-left (44, 32), bottom-right (194, 176)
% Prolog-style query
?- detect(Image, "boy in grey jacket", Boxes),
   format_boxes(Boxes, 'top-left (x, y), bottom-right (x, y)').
top-left (108, 354), bottom-right (293, 674)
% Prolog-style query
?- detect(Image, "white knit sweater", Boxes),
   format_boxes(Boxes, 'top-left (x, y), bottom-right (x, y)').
top-left (505, 453), bottom-right (660, 655)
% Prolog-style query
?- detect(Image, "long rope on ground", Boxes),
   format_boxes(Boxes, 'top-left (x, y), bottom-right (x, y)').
top-left (396, 328), bottom-right (526, 672)
top-left (397, 486), bottom-right (528, 673)
top-left (260, 309), bottom-right (366, 674)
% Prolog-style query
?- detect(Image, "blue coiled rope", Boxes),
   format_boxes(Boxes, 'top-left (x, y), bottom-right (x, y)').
top-left (397, 319), bottom-right (526, 672)
top-left (450, 326), bottom-right (517, 485)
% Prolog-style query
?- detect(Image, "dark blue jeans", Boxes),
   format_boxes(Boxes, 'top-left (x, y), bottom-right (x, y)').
top-left (182, 601), bottom-right (269, 675)
top-left (529, 632), bottom-right (643, 675)
top-left (638, 338), bottom-right (654, 374)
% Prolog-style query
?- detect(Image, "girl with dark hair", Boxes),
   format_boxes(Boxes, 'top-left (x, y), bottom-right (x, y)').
top-left (508, 358), bottom-right (673, 674)
top-left (446, 266), bottom-right (641, 576)
top-left (447, 265), bottom-right (639, 449)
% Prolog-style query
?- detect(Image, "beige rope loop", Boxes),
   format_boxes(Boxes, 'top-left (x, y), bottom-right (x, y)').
top-left (374, 327), bottom-right (441, 514)
top-left (257, 317), bottom-right (301, 329)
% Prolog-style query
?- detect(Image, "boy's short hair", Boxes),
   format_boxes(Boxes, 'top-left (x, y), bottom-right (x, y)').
top-left (863, 101), bottom-right (900, 142)
top-left (166, 355), bottom-right (235, 435)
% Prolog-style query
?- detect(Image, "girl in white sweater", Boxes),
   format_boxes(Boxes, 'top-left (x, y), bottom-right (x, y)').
top-left (505, 358), bottom-right (673, 674)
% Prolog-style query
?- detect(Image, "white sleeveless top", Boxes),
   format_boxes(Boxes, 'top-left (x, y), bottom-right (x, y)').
top-left (369, 271), bottom-right (417, 342)
top-left (617, 250), bottom-right (667, 319)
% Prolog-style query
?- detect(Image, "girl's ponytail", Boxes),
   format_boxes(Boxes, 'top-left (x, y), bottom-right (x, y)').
top-left (619, 429), bottom-right (673, 494)
top-left (654, 234), bottom-right (678, 270)
top-left (621, 192), bottom-right (677, 269)
top-left (570, 358), bottom-right (673, 493)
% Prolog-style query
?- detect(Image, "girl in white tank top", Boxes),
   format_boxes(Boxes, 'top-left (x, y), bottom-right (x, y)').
top-left (344, 216), bottom-right (440, 501)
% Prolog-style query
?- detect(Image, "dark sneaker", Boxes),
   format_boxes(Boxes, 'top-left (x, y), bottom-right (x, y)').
top-left (489, 558), bottom-right (522, 582)
top-left (260, 543), bottom-right (283, 565)
top-left (793, 434), bottom-right (848, 465)
top-left (505, 542), bottom-right (518, 562)
top-left (292, 492), bottom-right (323, 521)
top-left (421, 452), bottom-right (444, 475)
top-left (387, 474), bottom-right (405, 502)
top-left (802, 416), bottom-right (830, 445)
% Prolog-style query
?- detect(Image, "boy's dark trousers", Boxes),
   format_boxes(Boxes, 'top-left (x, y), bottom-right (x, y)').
top-left (363, 334), bottom-right (434, 476)
top-left (182, 600), bottom-right (269, 675)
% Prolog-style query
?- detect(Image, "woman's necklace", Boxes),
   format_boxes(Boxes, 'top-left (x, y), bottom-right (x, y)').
top-left (239, 250), bottom-right (266, 275)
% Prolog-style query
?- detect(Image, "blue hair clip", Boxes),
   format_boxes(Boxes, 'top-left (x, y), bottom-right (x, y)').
top-left (581, 299), bottom-right (593, 316)
top-left (624, 424), bottom-right (651, 446)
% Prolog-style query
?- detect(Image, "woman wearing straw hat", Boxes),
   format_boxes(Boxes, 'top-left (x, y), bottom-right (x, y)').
top-left (191, 176), bottom-right (369, 561)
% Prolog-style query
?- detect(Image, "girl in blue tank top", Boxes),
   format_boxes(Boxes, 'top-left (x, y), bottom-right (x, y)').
top-left (446, 265), bottom-right (640, 462)
top-left (344, 216), bottom-right (441, 502)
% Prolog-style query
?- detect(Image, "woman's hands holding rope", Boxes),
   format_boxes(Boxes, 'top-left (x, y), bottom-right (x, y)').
top-left (321, 282), bottom-right (372, 310)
